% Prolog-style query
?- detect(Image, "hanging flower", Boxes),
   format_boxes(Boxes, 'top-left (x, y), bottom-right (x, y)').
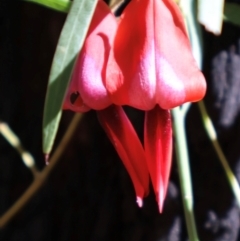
top-left (63, 0), bottom-right (206, 212)
top-left (105, 0), bottom-right (206, 211)
top-left (63, 0), bottom-right (150, 206)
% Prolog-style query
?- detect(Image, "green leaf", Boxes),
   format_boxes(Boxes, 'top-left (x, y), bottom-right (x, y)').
top-left (43, 0), bottom-right (98, 154)
top-left (24, 0), bottom-right (71, 13)
top-left (224, 3), bottom-right (240, 27)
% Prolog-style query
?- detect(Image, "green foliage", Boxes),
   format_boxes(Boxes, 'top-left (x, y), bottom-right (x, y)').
top-left (24, 0), bottom-right (71, 13)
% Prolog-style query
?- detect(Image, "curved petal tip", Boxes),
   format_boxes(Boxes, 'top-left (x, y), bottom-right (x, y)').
top-left (157, 188), bottom-right (165, 213)
top-left (136, 196), bottom-right (143, 208)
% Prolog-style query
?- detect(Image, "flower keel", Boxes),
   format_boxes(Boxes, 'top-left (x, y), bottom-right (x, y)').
top-left (97, 105), bottom-right (149, 205)
top-left (144, 105), bottom-right (172, 212)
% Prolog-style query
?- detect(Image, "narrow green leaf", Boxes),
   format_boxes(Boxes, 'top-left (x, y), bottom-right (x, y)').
top-left (24, 0), bottom-right (71, 13)
top-left (224, 3), bottom-right (240, 27)
top-left (43, 0), bottom-right (98, 154)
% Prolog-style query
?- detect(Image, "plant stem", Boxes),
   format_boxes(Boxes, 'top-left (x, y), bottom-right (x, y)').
top-left (0, 122), bottom-right (39, 177)
top-left (0, 113), bottom-right (82, 228)
top-left (198, 101), bottom-right (240, 207)
top-left (180, 0), bottom-right (203, 68)
top-left (172, 106), bottom-right (199, 241)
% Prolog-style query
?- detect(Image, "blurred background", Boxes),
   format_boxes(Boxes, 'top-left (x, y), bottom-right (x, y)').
top-left (1, 0), bottom-right (240, 240)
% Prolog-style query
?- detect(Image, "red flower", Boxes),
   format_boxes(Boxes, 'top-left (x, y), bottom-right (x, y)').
top-left (104, 0), bottom-right (206, 211)
top-left (63, 0), bottom-right (206, 211)
top-left (63, 0), bottom-right (149, 206)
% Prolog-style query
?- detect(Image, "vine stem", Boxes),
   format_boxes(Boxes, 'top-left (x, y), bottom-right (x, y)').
top-left (198, 101), bottom-right (240, 207)
top-left (172, 106), bottom-right (199, 241)
top-left (0, 122), bottom-right (39, 177)
top-left (0, 113), bottom-right (82, 228)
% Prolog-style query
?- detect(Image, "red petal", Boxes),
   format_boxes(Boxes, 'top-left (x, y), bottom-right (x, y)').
top-left (154, 0), bottom-right (206, 109)
top-left (97, 105), bottom-right (149, 205)
top-left (144, 105), bottom-right (172, 212)
top-left (63, 0), bottom-right (117, 112)
top-left (106, 0), bottom-right (206, 110)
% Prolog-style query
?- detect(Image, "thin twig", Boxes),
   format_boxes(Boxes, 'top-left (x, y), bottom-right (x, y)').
top-left (0, 113), bottom-right (82, 228)
top-left (173, 1), bottom-right (202, 238)
top-left (172, 106), bottom-right (199, 241)
top-left (0, 122), bottom-right (39, 177)
top-left (198, 101), bottom-right (240, 207)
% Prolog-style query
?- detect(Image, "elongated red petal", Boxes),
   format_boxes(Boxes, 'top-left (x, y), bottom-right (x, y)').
top-left (97, 105), bottom-right (149, 206)
top-left (144, 105), bottom-right (172, 212)
top-left (106, 0), bottom-right (206, 110)
top-left (63, 0), bottom-right (117, 112)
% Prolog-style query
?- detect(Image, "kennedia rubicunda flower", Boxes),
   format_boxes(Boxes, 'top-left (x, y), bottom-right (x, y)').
top-left (105, 0), bottom-right (206, 211)
top-left (63, 0), bottom-right (150, 206)
top-left (63, 0), bottom-right (206, 212)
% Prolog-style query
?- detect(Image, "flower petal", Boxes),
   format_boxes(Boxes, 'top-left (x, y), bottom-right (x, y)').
top-left (106, 0), bottom-right (206, 110)
top-left (144, 105), bottom-right (172, 212)
top-left (97, 105), bottom-right (149, 205)
top-left (64, 0), bottom-right (117, 111)
top-left (154, 0), bottom-right (206, 109)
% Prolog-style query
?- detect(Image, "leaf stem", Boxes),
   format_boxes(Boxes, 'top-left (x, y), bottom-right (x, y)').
top-left (0, 122), bottom-right (39, 177)
top-left (198, 101), bottom-right (240, 207)
top-left (0, 113), bottom-right (82, 228)
top-left (172, 106), bottom-right (199, 241)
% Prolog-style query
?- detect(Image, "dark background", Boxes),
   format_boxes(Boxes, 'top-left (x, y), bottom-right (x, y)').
top-left (1, 0), bottom-right (240, 240)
